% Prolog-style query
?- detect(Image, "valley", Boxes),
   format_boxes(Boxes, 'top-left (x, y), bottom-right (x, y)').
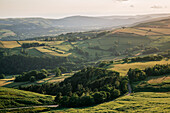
top-left (0, 15), bottom-right (170, 113)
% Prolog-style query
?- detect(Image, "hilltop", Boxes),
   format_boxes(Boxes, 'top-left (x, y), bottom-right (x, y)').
top-left (0, 14), bottom-right (170, 40)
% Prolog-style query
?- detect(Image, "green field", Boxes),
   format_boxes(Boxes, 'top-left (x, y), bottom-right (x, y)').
top-left (0, 74), bottom-right (72, 88)
top-left (107, 59), bottom-right (170, 76)
top-left (45, 92), bottom-right (170, 113)
top-left (133, 74), bottom-right (170, 92)
top-left (0, 87), bottom-right (54, 109)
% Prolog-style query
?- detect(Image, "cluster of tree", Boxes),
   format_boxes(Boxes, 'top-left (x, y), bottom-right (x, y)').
top-left (21, 42), bottom-right (45, 48)
top-left (28, 30), bottom-right (109, 42)
top-left (0, 74), bottom-right (5, 79)
top-left (124, 55), bottom-right (164, 63)
top-left (14, 69), bottom-right (49, 82)
top-left (0, 54), bottom-right (84, 75)
top-left (128, 64), bottom-right (170, 82)
top-left (20, 67), bottom-right (129, 107)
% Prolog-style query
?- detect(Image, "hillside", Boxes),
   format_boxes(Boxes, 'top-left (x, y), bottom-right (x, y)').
top-left (48, 92), bottom-right (170, 113)
top-left (0, 17), bottom-right (170, 75)
top-left (0, 14), bottom-right (170, 40)
top-left (0, 87), bottom-right (54, 109)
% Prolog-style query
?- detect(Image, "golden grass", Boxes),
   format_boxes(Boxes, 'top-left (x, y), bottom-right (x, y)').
top-left (49, 92), bottom-right (170, 113)
top-left (0, 78), bottom-right (14, 87)
top-left (0, 74), bottom-right (71, 88)
top-left (36, 47), bottom-right (71, 57)
top-left (0, 41), bottom-right (21, 48)
top-left (138, 27), bottom-right (170, 35)
top-left (108, 60), bottom-right (170, 76)
top-left (111, 28), bottom-right (158, 36)
top-left (148, 75), bottom-right (170, 84)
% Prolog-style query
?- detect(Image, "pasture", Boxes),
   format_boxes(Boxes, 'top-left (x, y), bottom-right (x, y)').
top-left (47, 92), bottom-right (170, 113)
top-left (108, 59), bottom-right (170, 76)
top-left (0, 87), bottom-right (54, 109)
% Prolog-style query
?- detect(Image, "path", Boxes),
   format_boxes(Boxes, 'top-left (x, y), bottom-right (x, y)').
top-left (0, 105), bottom-right (58, 111)
top-left (127, 83), bottom-right (132, 96)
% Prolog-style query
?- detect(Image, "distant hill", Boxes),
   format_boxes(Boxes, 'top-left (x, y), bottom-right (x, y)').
top-left (0, 14), bottom-right (170, 40)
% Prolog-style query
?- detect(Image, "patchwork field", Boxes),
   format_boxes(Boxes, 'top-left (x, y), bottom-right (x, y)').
top-left (0, 41), bottom-right (20, 48)
top-left (108, 59), bottom-right (170, 76)
top-left (134, 74), bottom-right (170, 92)
top-left (0, 74), bottom-right (72, 88)
top-left (0, 29), bottom-right (16, 39)
top-left (46, 92), bottom-right (170, 113)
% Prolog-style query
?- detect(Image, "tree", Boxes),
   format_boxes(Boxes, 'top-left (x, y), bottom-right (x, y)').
top-left (112, 89), bottom-right (120, 98)
top-left (93, 91), bottom-right (107, 104)
top-left (55, 67), bottom-right (62, 77)
top-left (0, 74), bottom-right (5, 79)
top-left (55, 92), bottom-right (62, 104)
top-left (80, 95), bottom-right (95, 106)
top-left (30, 76), bottom-right (36, 82)
top-left (59, 66), bottom-right (67, 73)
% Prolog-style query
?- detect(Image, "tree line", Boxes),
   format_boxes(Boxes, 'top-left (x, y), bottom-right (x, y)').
top-left (20, 67), bottom-right (129, 107)
top-left (0, 54), bottom-right (84, 75)
top-left (128, 64), bottom-right (170, 82)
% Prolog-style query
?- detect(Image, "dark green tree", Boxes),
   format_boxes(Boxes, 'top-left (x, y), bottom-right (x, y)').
top-left (0, 74), bottom-right (5, 79)
top-left (55, 67), bottom-right (62, 77)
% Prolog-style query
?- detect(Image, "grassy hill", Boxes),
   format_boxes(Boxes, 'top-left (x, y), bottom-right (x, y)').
top-left (0, 87), bottom-right (54, 109)
top-left (1, 14), bottom-right (170, 40)
top-left (134, 74), bottom-right (170, 92)
top-left (107, 59), bottom-right (170, 76)
top-left (45, 92), bottom-right (170, 113)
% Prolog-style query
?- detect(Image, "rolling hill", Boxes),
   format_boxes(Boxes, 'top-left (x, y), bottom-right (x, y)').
top-left (0, 13), bottom-right (170, 40)
top-left (0, 87), bottom-right (54, 109)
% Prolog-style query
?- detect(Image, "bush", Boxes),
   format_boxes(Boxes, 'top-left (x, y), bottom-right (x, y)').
top-left (0, 74), bottom-right (5, 79)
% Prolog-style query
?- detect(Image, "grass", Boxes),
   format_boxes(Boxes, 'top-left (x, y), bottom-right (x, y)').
top-left (45, 92), bottom-right (170, 113)
top-left (0, 74), bottom-right (72, 88)
top-left (0, 87), bottom-right (54, 109)
top-left (134, 74), bottom-right (170, 92)
top-left (0, 41), bottom-right (20, 48)
top-left (35, 47), bottom-right (72, 57)
top-left (108, 59), bottom-right (170, 76)
top-left (0, 29), bottom-right (16, 39)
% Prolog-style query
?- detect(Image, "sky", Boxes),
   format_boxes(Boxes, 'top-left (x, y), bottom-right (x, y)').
top-left (0, 0), bottom-right (170, 19)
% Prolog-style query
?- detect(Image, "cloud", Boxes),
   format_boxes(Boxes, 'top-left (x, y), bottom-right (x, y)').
top-left (151, 5), bottom-right (163, 9)
top-left (115, 0), bottom-right (129, 2)
top-left (130, 5), bottom-right (134, 8)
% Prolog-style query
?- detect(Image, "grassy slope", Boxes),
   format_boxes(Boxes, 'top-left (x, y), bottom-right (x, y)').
top-left (0, 18), bottom-right (170, 60)
top-left (0, 74), bottom-right (72, 88)
top-left (107, 59), bottom-right (170, 76)
top-left (133, 74), bottom-right (170, 92)
top-left (46, 92), bottom-right (170, 113)
top-left (0, 87), bottom-right (54, 109)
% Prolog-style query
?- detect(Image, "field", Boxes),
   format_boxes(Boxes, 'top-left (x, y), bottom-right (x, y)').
top-left (0, 41), bottom-right (20, 48)
top-left (0, 29), bottom-right (16, 39)
top-left (134, 74), bottom-right (170, 92)
top-left (0, 87), bottom-right (54, 109)
top-left (46, 92), bottom-right (170, 113)
top-left (0, 74), bottom-right (72, 88)
top-left (107, 59), bottom-right (170, 76)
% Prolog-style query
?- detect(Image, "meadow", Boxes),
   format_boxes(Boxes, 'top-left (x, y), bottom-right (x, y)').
top-left (45, 92), bottom-right (170, 113)
top-left (0, 87), bottom-right (54, 109)
top-left (108, 59), bottom-right (170, 76)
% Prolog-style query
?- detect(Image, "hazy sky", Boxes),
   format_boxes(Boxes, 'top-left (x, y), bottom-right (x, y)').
top-left (0, 0), bottom-right (170, 18)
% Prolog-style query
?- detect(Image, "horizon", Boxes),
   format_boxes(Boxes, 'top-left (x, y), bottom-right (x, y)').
top-left (1, 0), bottom-right (170, 19)
top-left (0, 12), bottom-right (170, 19)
